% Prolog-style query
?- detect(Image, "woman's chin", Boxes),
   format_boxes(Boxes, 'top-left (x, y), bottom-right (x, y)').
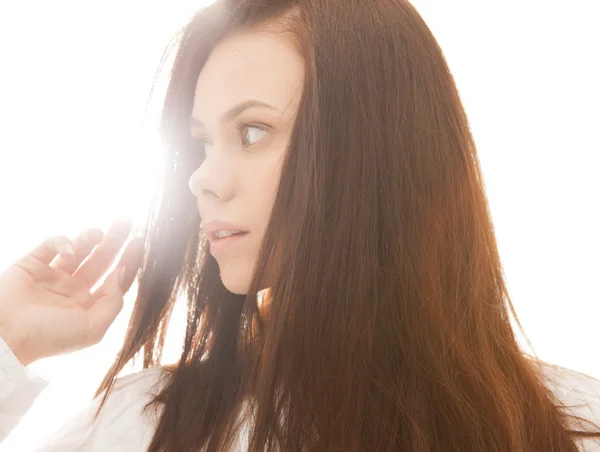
top-left (219, 269), bottom-right (251, 295)
top-left (213, 258), bottom-right (250, 295)
top-left (222, 279), bottom-right (250, 295)
top-left (217, 260), bottom-right (275, 295)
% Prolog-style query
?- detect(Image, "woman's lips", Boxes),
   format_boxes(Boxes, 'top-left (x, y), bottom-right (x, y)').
top-left (209, 232), bottom-right (249, 255)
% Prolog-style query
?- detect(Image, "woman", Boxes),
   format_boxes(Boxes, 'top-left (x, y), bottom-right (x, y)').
top-left (1, 0), bottom-right (599, 450)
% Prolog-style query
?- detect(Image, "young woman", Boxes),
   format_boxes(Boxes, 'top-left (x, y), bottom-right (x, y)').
top-left (1, 0), bottom-right (599, 450)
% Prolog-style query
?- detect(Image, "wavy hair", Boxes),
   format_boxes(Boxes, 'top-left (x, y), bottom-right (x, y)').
top-left (90, 0), bottom-right (600, 450)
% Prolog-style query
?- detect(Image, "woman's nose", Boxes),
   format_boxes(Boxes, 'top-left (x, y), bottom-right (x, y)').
top-left (188, 154), bottom-right (236, 203)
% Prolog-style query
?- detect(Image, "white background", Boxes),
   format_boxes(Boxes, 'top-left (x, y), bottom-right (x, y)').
top-left (0, 1), bottom-right (598, 449)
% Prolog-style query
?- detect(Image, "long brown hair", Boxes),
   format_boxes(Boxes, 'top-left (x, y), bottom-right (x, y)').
top-left (91, 0), bottom-right (600, 450)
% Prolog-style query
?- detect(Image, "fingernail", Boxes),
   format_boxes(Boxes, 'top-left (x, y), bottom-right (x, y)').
top-left (119, 266), bottom-right (127, 288)
top-left (64, 244), bottom-right (75, 258)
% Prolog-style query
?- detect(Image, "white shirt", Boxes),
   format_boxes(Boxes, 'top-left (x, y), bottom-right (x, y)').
top-left (1, 335), bottom-right (599, 451)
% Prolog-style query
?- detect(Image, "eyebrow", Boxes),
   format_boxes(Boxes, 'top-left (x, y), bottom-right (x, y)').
top-left (190, 99), bottom-right (280, 128)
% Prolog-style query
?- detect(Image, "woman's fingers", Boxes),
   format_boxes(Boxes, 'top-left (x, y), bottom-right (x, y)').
top-left (117, 238), bottom-right (145, 293)
top-left (84, 266), bottom-right (126, 344)
top-left (79, 238), bottom-right (144, 315)
top-left (50, 228), bottom-right (104, 274)
top-left (13, 235), bottom-right (74, 282)
top-left (27, 235), bottom-right (73, 265)
top-left (72, 218), bottom-right (132, 290)
top-left (12, 217), bottom-right (143, 304)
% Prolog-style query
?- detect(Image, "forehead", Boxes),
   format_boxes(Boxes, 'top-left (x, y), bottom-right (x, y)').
top-left (193, 28), bottom-right (304, 122)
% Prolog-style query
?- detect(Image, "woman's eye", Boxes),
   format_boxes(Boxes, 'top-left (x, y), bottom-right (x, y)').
top-left (239, 124), bottom-right (268, 147)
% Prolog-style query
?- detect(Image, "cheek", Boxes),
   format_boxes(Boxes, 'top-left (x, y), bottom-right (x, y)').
top-left (253, 157), bottom-right (284, 221)
top-left (254, 161), bottom-right (285, 283)
top-left (261, 177), bottom-right (280, 211)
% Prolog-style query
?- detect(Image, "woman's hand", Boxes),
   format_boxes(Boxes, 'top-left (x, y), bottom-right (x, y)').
top-left (0, 218), bottom-right (144, 366)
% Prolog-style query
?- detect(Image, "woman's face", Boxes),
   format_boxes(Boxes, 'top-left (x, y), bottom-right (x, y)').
top-left (188, 26), bottom-right (304, 295)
